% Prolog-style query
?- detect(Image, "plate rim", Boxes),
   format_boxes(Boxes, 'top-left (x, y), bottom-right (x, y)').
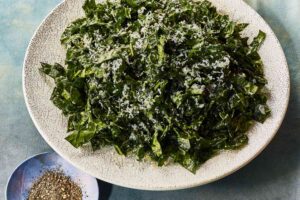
top-left (22, 0), bottom-right (290, 191)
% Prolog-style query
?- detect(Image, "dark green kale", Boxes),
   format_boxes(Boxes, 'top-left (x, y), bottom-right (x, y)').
top-left (41, 0), bottom-right (270, 173)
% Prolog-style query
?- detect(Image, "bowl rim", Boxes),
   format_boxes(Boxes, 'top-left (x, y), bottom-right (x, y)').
top-left (5, 151), bottom-right (99, 200)
top-left (5, 151), bottom-right (50, 200)
top-left (22, 0), bottom-right (290, 191)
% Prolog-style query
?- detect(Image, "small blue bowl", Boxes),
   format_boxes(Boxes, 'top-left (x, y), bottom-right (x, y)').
top-left (6, 152), bottom-right (99, 200)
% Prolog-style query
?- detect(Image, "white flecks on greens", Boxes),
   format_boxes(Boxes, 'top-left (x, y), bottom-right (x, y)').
top-left (40, 0), bottom-right (270, 173)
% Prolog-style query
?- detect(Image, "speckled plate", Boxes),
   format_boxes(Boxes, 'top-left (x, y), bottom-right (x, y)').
top-left (23, 0), bottom-right (290, 190)
top-left (6, 152), bottom-right (99, 200)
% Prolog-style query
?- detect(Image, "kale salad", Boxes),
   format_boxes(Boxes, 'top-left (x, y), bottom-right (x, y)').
top-left (41, 0), bottom-right (270, 173)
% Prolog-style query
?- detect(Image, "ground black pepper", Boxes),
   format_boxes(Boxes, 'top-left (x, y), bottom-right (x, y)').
top-left (27, 170), bottom-right (82, 200)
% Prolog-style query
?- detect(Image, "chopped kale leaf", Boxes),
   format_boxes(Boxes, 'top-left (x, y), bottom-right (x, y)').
top-left (41, 0), bottom-right (270, 173)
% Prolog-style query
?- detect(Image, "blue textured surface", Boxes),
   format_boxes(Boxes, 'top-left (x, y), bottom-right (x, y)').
top-left (0, 0), bottom-right (299, 199)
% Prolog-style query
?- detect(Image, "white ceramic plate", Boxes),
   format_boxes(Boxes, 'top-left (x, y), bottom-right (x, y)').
top-left (23, 0), bottom-right (290, 190)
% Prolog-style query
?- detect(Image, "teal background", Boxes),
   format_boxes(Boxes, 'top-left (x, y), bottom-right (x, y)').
top-left (0, 0), bottom-right (299, 199)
